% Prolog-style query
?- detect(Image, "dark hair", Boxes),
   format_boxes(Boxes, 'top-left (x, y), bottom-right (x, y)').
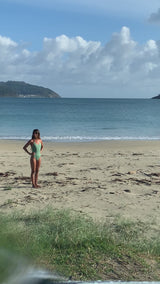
top-left (32, 129), bottom-right (40, 139)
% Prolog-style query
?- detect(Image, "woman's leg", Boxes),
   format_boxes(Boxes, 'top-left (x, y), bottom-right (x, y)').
top-left (35, 158), bottom-right (41, 187)
top-left (30, 157), bottom-right (36, 187)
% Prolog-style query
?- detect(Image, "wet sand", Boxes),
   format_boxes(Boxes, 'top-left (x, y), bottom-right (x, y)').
top-left (0, 140), bottom-right (160, 226)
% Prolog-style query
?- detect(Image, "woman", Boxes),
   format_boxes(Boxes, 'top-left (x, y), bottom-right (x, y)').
top-left (23, 129), bottom-right (44, 188)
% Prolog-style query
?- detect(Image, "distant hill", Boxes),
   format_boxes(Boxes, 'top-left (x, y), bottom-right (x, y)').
top-left (0, 81), bottom-right (61, 98)
top-left (152, 94), bottom-right (160, 99)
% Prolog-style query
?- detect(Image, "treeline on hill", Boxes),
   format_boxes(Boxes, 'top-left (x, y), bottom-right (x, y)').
top-left (0, 81), bottom-right (60, 98)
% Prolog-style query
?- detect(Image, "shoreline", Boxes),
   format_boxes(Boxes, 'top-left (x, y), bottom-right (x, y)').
top-left (0, 138), bottom-right (160, 142)
top-left (1, 137), bottom-right (160, 144)
top-left (1, 138), bottom-right (160, 151)
top-left (0, 139), bottom-right (160, 229)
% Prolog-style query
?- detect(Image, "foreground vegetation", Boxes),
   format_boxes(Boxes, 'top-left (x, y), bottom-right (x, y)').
top-left (0, 208), bottom-right (160, 282)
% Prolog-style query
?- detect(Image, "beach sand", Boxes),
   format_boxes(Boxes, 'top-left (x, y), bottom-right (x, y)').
top-left (0, 140), bottom-right (160, 227)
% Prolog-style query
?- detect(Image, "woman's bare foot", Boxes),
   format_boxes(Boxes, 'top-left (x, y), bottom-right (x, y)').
top-left (35, 184), bottom-right (41, 188)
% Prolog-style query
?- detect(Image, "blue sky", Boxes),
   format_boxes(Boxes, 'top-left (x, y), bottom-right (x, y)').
top-left (0, 0), bottom-right (160, 98)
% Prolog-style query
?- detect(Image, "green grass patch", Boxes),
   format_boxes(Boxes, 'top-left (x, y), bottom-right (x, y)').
top-left (3, 186), bottom-right (12, 191)
top-left (0, 208), bottom-right (160, 282)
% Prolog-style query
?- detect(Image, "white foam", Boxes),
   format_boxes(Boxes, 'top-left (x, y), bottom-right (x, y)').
top-left (1, 136), bottom-right (160, 142)
top-left (44, 136), bottom-right (160, 142)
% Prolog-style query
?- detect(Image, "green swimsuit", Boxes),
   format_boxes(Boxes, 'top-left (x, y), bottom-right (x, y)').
top-left (32, 142), bottom-right (41, 161)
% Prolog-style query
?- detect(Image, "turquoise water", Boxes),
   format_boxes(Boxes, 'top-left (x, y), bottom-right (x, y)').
top-left (0, 98), bottom-right (160, 141)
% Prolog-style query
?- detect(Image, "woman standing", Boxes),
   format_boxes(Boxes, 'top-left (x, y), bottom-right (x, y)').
top-left (23, 129), bottom-right (44, 188)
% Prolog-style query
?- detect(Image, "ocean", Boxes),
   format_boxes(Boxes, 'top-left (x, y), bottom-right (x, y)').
top-left (0, 97), bottom-right (160, 141)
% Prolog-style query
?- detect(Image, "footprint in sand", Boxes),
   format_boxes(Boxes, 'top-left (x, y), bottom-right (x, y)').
top-left (124, 189), bottom-right (131, 193)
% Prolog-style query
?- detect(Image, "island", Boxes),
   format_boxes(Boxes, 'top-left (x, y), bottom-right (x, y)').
top-left (152, 94), bottom-right (160, 99)
top-left (0, 81), bottom-right (61, 98)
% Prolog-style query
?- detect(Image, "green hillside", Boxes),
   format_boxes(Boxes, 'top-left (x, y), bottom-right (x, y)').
top-left (0, 81), bottom-right (61, 98)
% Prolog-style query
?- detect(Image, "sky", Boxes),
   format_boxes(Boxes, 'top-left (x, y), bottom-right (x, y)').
top-left (0, 0), bottom-right (160, 98)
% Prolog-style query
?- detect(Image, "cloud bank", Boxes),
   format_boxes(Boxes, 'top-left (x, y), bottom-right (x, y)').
top-left (0, 27), bottom-right (159, 98)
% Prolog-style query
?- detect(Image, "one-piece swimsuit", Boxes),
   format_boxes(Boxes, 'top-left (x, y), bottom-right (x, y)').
top-left (32, 142), bottom-right (41, 161)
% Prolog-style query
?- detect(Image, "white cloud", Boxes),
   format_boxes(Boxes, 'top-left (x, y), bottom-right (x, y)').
top-left (0, 28), bottom-right (160, 98)
top-left (0, 35), bottom-right (17, 47)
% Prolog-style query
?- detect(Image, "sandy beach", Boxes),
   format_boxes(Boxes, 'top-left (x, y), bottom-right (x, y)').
top-left (1, 140), bottom-right (160, 226)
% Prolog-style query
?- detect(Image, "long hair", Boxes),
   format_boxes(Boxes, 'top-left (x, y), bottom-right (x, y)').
top-left (32, 129), bottom-right (41, 139)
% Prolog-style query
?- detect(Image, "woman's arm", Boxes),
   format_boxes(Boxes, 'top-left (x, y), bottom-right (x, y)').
top-left (23, 140), bottom-right (32, 156)
top-left (40, 140), bottom-right (44, 153)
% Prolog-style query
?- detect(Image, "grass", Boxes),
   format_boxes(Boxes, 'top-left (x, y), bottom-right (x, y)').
top-left (0, 208), bottom-right (160, 282)
top-left (3, 186), bottom-right (12, 191)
